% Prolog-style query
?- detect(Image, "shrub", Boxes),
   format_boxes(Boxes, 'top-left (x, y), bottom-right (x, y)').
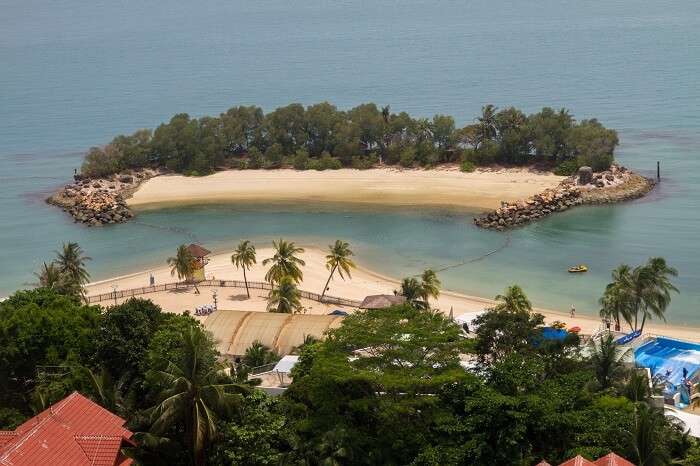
top-left (554, 159), bottom-right (580, 176)
top-left (310, 151), bottom-right (342, 170)
top-left (399, 147), bottom-right (417, 167)
top-left (293, 149), bottom-right (310, 170)
top-left (578, 153), bottom-right (613, 172)
top-left (247, 147), bottom-right (264, 169)
top-left (351, 153), bottom-right (378, 169)
top-left (460, 160), bottom-right (476, 172)
top-left (264, 143), bottom-right (284, 169)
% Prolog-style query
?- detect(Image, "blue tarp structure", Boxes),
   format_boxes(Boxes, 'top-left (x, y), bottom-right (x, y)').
top-left (542, 327), bottom-right (568, 341)
top-left (635, 337), bottom-right (700, 387)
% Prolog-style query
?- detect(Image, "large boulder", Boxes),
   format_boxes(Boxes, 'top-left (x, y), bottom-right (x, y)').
top-left (578, 166), bottom-right (593, 185)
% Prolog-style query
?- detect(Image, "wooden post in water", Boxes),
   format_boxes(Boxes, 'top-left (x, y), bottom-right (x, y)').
top-left (657, 161), bottom-right (660, 181)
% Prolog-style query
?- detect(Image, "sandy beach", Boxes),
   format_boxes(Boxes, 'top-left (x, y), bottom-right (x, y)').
top-left (127, 167), bottom-right (565, 211)
top-left (85, 246), bottom-right (700, 342)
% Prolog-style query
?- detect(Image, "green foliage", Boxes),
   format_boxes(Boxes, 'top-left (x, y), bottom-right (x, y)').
top-left (80, 102), bottom-right (618, 177)
top-left (0, 288), bottom-right (101, 411)
top-left (96, 298), bottom-right (165, 381)
top-left (262, 239), bottom-right (305, 284)
top-left (242, 341), bottom-right (280, 368)
top-left (460, 159), bottom-right (475, 172)
top-left (267, 276), bottom-right (303, 314)
top-left (554, 159), bottom-right (580, 175)
top-left (209, 391), bottom-right (290, 466)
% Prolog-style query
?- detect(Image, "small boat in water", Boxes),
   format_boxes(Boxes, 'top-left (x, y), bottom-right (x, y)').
top-left (568, 264), bottom-right (588, 273)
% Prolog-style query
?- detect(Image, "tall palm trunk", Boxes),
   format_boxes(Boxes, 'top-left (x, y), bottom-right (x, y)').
top-left (320, 264), bottom-right (337, 300)
top-left (243, 267), bottom-right (250, 298)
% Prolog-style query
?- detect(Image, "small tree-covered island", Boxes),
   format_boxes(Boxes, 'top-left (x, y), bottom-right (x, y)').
top-left (48, 102), bottom-right (655, 226)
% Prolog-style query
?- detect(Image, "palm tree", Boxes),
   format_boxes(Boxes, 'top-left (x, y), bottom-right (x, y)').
top-left (419, 269), bottom-right (441, 306)
top-left (267, 276), bottom-right (303, 314)
top-left (494, 285), bottom-right (531, 313)
top-left (148, 327), bottom-right (244, 466)
top-left (588, 333), bottom-right (631, 390)
top-left (638, 257), bottom-right (678, 332)
top-left (54, 242), bottom-right (91, 296)
top-left (262, 239), bottom-right (305, 284)
top-left (625, 403), bottom-right (671, 466)
top-left (35, 262), bottom-right (65, 290)
top-left (167, 245), bottom-right (199, 293)
top-left (242, 341), bottom-right (280, 368)
top-left (623, 370), bottom-right (652, 403)
top-left (599, 264), bottom-right (635, 331)
top-left (400, 277), bottom-right (425, 308)
top-left (231, 240), bottom-right (256, 298)
top-left (603, 258), bottom-right (678, 332)
top-left (320, 240), bottom-right (356, 300)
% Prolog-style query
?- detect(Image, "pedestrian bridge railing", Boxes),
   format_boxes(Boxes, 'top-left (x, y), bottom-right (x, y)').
top-left (86, 279), bottom-right (362, 308)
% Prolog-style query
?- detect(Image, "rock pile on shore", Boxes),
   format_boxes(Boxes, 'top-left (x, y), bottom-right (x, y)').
top-left (474, 164), bottom-right (656, 230)
top-left (473, 186), bottom-right (583, 230)
top-left (47, 168), bottom-right (160, 226)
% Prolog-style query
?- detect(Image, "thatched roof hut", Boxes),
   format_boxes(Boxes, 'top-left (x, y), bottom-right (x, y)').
top-left (360, 294), bottom-right (406, 309)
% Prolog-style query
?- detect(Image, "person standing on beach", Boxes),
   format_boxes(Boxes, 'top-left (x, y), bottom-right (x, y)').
top-left (570, 305), bottom-right (576, 318)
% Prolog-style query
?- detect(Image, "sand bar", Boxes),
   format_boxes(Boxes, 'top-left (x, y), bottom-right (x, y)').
top-left (85, 246), bottom-right (700, 342)
top-left (127, 168), bottom-right (565, 211)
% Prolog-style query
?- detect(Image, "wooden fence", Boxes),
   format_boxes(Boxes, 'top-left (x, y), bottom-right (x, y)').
top-left (86, 279), bottom-right (362, 308)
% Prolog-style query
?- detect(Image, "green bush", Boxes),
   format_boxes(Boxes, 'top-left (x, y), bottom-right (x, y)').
top-left (578, 153), bottom-right (613, 172)
top-left (264, 143), bottom-right (284, 169)
top-left (399, 147), bottom-right (417, 167)
top-left (309, 152), bottom-right (342, 170)
top-left (554, 159), bottom-right (580, 176)
top-left (351, 153), bottom-right (378, 169)
top-left (460, 160), bottom-right (476, 172)
top-left (247, 147), bottom-right (264, 169)
top-left (293, 149), bottom-right (310, 170)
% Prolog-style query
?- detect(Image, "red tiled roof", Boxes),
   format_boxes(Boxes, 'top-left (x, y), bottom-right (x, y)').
top-left (0, 392), bottom-right (133, 466)
top-left (594, 453), bottom-right (636, 466)
top-left (0, 433), bottom-right (17, 449)
top-left (535, 461), bottom-right (553, 466)
top-left (186, 243), bottom-right (211, 258)
top-left (559, 456), bottom-right (598, 466)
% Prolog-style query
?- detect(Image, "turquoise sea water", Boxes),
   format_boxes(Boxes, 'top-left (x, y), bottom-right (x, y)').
top-left (1, 0), bottom-right (699, 323)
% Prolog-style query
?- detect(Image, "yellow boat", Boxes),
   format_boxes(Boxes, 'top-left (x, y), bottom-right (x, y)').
top-left (568, 265), bottom-right (588, 273)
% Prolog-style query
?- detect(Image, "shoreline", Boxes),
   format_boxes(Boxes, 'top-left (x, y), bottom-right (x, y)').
top-left (127, 167), bottom-right (565, 212)
top-left (84, 245), bottom-right (700, 342)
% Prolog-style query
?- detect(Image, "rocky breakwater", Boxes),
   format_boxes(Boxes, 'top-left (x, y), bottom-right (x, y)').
top-left (47, 168), bottom-right (160, 226)
top-left (474, 164), bottom-right (656, 230)
top-left (473, 185), bottom-right (583, 230)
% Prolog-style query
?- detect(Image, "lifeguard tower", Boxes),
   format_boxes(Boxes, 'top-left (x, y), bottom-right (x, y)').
top-left (186, 243), bottom-right (211, 282)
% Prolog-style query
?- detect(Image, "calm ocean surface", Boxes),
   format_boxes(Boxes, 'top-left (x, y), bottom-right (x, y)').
top-left (1, 0), bottom-right (699, 322)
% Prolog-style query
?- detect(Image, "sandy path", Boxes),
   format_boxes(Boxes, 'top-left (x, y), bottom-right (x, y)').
top-left (85, 246), bottom-right (700, 342)
top-left (127, 167), bottom-right (564, 211)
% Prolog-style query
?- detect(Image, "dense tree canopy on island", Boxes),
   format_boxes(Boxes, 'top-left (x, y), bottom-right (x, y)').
top-left (81, 102), bottom-right (619, 177)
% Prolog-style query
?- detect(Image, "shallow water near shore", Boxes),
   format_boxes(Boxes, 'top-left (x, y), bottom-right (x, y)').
top-left (1, 0), bottom-right (699, 324)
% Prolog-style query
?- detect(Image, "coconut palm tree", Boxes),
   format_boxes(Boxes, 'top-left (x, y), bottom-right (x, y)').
top-left (267, 276), bottom-right (303, 314)
top-left (588, 332), bottom-right (631, 390)
top-left (242, 341), bottom-right (280, 368)
top-left (148, 327), bottom-right (244, 466)
top-left (262, 239), bottom-right (305, 284)
top-left (419, 269), bottom-right (441, 306)
top-left (320, 240), bottom-right (356, 300)
top-left (54, 242), bottom-right (91, 296)
top-left (167, 245), bottom-right (199, 293)
top-left (35, 262), bottom-right (66, 291)
top-left (494, 285), bottom-right (531, 313)
top-left (603, 258), bottom-right (678, 332)
top-left (400, 277), bottom-right (425, 308)
top-left (625, 403), bottom-right (671, 466)
top-left (599, 264), bottom-right (635, 331)
top-left (638, 257), bottom-right (678, 332)
top-left (231, 240), bottom-right (256, 298)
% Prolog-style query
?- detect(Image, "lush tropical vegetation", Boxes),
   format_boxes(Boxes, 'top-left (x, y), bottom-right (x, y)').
top-left (10, 243), bottom-right (694, 465)
top-left (34, 242), bottom-right (91, 299)
top-left (262, 239), bottom-right (305, 284)
top-left (80, 102), bottom-right (619, 178)
top-left (168, 244), bottom-right (200, 293)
